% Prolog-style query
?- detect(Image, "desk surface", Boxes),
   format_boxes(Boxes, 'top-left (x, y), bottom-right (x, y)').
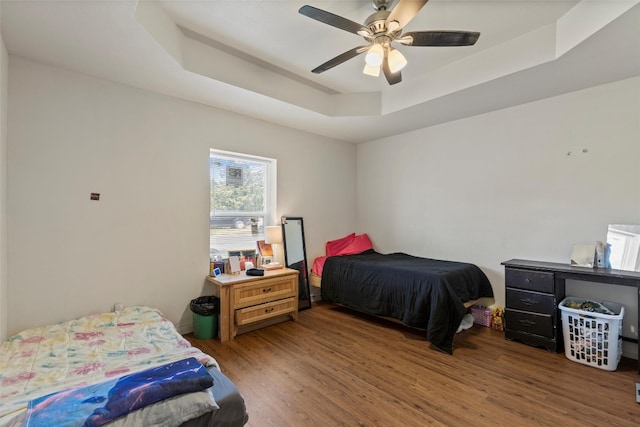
top-left (502, 259), bottom-right (640, 287)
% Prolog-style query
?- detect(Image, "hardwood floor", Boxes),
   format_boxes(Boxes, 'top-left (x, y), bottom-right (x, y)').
top-left (186, 302), bottom-right (640, 426)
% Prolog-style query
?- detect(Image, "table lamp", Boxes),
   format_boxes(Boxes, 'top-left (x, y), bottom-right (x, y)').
top-left (265, 225), bottom-right (284, 266)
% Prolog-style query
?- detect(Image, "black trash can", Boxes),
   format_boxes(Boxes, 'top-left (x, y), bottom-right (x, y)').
top-left (190, 296), bottom-right (219, 339)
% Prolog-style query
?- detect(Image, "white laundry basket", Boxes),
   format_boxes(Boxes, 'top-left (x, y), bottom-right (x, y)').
top-left (559, 297), bottom-right (624, 371)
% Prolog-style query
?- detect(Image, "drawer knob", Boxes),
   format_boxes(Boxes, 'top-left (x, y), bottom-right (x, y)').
top-left (525, 278), bottom-right (531, 283)
top-left (265, 307), bottom-right (275, 313)
top-left (520, 298), bottom-right (537, 306)
top-left (262, 287), bottom-right (272, 293)
top-left (519, 319), bottom-right (536, 327)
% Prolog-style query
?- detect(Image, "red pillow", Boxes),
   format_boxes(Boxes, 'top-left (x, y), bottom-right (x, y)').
top-left (336, 233), bottom-right (373, 256)
top-left (326, 233), bottom-right (355, 256)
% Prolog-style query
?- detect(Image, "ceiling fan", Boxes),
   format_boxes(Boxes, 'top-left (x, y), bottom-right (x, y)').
top-left (299, 0), bottom-right (480, 85)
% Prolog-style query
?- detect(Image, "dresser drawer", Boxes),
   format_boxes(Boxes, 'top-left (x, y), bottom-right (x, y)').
top-left (233, 275), bottom-right (297, 309)
top-left (235, 297), bottom-right (297, 326)
top-left (505, 309), bottom-right (554, 338)
top-left (506, 288), bottom-right (556, 314)
top-left (505, 268), bottom-right (555, 293)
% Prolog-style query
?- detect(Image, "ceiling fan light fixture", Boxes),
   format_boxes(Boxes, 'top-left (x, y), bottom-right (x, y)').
top-left (362, 63), bottom-right (381, 77)
top-left (299, 2), bottom-right (480, 86)
top-left (365, 43), bottom-right (384, 67)
top-left (388, 48), bottom-right (407, 73)
top-left (387, 20), bottom-right (400, 33)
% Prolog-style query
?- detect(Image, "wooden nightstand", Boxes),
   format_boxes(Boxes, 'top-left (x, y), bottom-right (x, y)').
top-left (206, 268), bottom-right (299, 341)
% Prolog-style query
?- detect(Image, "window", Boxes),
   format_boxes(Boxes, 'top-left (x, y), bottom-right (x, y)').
top-left (209, 149), bottom-right (276, 261)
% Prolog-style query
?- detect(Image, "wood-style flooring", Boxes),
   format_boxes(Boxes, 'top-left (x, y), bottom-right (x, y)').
top-left (185, 302), bottom-right (640, 426)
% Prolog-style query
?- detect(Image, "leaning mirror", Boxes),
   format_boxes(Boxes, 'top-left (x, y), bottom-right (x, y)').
top-left (281, 216), bottom-right (312, 310)
top-left (606, 224), bottom-right (640, 271)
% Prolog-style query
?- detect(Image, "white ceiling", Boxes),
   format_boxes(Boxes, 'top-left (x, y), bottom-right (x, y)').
top-left (2, 1), bottom-right (639, 143)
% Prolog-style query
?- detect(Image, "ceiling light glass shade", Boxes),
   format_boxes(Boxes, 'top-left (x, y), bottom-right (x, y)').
top-left (388, 48), bottom-right (407, 73)
top-left (362, 63), bottom-right (380, 77)
top-left (365, 43), bottom-right (384, 67)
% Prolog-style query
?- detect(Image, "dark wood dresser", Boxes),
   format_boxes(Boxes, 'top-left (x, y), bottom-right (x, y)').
top-left (503, 261), bottom-right (565, 352)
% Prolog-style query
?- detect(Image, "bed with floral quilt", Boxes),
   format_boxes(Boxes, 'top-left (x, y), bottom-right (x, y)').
top-left (0, 306), bottom-right (247, 427)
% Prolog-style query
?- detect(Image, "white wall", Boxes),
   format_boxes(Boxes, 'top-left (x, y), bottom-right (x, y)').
top-left (358, 76), bottom-right (640, 358)
top-left (0, 3), bottom-right (8, 340)
top-left (7, 56), bottom-right (639, 358)
top-left (6, 57), bottom-right (357, 335)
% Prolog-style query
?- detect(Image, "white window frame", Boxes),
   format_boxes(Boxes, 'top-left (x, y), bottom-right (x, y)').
top-left (209, 149), bottom-right (277, 260)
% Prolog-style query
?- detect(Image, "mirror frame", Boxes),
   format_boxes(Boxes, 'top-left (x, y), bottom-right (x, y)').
top-left (281, 216), bottom-right (312, 310)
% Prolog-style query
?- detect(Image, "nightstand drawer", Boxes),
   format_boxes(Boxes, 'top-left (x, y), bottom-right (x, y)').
top-left (233, 276), bottom-right (296, 309)
top-left (235, 297), bottom-right (297, 326)
top-left (506, 268), bottom-right (555, 293)
top-left (506, 288), bottom-right (556, 314)
top-left (505, 309), bottom-right (554, 338)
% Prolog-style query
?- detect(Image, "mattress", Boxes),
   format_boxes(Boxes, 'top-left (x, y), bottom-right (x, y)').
top-left (309, 271), bottom-right (322, 288)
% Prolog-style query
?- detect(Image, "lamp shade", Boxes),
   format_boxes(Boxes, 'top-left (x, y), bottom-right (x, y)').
top-left (362, 63), bottom-right (380, 77)
top-left (265, 226), bottom-right (283, 244)
top-left (365, 43), bottom-right (384, 67)
top-left (388, 48), bottom-right (407, 73)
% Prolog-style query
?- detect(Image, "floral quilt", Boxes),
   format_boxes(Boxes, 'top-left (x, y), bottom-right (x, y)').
top-left (0, 306), bottom-right (218, 422)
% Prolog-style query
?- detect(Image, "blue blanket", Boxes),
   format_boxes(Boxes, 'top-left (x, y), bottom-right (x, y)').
top-left (24, 357), bottom-right (214, 427)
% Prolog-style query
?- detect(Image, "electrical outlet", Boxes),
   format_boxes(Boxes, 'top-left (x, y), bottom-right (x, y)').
top-left (636, 383), bottom-right (640, 404)
top-left (113, 303), bottom-right (124, 312)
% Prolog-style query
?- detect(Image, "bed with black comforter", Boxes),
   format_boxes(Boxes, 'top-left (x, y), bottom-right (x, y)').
top-left (320, 250), bottom-right (494, 354)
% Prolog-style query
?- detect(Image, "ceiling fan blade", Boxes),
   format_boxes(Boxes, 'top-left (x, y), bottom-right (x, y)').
top-left (386, 0), bottom-right (428, 30)
top-left (402, 31), bottom-right (480, 46)
top-left (299, 5), bottom-right (366, 35)
top-left (382, 56), bottom-right (402, 85)
top-left (312, 46), bottom-right (368, 74)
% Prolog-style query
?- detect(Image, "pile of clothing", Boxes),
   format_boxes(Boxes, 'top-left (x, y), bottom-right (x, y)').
top-left (562, 299), bottom-right (615, 315)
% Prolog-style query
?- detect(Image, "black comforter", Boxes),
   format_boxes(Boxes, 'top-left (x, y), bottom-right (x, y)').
top-left (320, 250), bottom-right (494, 354)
